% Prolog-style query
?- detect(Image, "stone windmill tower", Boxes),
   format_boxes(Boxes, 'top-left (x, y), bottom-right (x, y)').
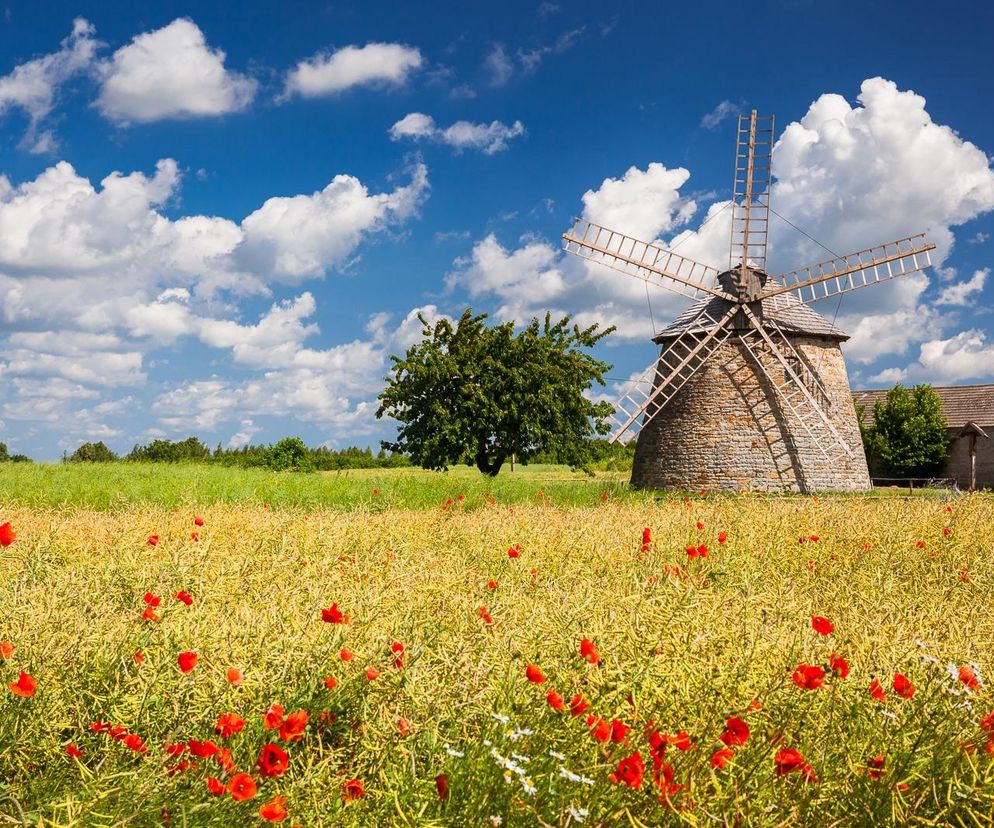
top-left (562, 112), bottom-right (936, 492)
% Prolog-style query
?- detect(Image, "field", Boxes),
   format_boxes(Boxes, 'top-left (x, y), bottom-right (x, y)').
top-left (1, 465), bottom-right (993, 826)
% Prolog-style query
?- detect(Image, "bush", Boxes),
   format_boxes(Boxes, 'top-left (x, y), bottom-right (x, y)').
top-left (860, 384), bottom-right (950, 478)
top-left (68, 442), bottom-right (118, 463)
top-left (265, 437), bottom-right (315, 473)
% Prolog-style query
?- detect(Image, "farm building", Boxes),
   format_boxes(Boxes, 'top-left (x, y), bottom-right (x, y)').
top-left (852, 384), bottom-right (994, 490)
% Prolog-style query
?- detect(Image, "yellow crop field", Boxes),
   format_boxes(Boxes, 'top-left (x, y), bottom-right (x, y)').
top-left (2, 490), bottom-right (993, 826)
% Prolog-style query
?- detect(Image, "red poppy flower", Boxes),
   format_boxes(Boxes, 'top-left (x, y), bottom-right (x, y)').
top-left (711, 747), bottom-right (734, 769)
top-left (279, 710), bottom-right (308, 742)
top-left (392, 641), bottom-right (405, 669)
top-left (546, 690), bottom-right (565, 711)
top-left (322, 675), bottom-right (337, 690)
top-left (435, 773), bottom-right (449, 800)
top-left (980, 710), bottom-right (994, 734)
top-left (507, 544), bottom-right (521, 558)
top-left (321, 603), bottom-right (349, 624)
top-left (641, 527), bottom-right (652, 552)
top-left (609, 750), bottom-right (645, 789)
top-left (717, 531), bottom-right (727, 544)
top-left (811, 615), bottom-right (833, 635)
top-left (256, 743), bottom-right (289, 777)
top-left (365, 667), bottom-right (380, 681)
top-left (719, 716), bottom-right (750, 747)
top-left (177, 651), bottom-right (197, 674)
top-left (89, 720), bottom-right (110, 733)
top-left (264, 704), bottom-right (285, 730)
top-left (372, 488), bottom-right (380, 496)
top-left (829, 652), bottom-right (849, 679)
top-left (669, 731), bottom-right (693, 751)
top-left (143, 592), bottom-right (161, 607)
top-left (916, 540), bottom-right (926, 549)
top-left (164, 742), bottom-right (186, 758)
top-left (147, 535), bottom-right (159, 547)
top-left (342, 778), bottom-right (365, 802)
top-left (0, 522), bottom-right (15, 546)
top-left (397, 717), bottom-right (413, 737)
top-left (193, 516), bottom-right (204, 526)
top-left (227, 667), bottom-right (243, 686)
top-left (570, 693), bottom-right (589, 717)
top-left (867, 754), bottom-right (885, 780)
top-left (174, 590), bottom-right (193, 606)
top-left (525, 663), bottom-right (545, 683)
top-left (685, 545), bottom-right (699, 559)
top-left (190, 531), bottom-right (199, 542)
top-left (696, 544), bottom-right (709, 558)
top-left (893, 673), bottom-right (915, 699)
top-left (216, 747), bottom-right (236, 773)
top-left (141, 606), bottom-right (159, 622)
top-left (340, 647), bottom-right (354, 661)
top-left (611, 718), bottom-right (631, 743)
top-left (486, 579), bottom-right (498, 590)
top-left (869, 678), bottom-right (887, 702)
top-left (958, 665), bottom-right (980, 691)
top-left (792, 664), bottom-right (825, 690)
top-left (206, 776), bottom-right (226, 795)
top-left (579, 637), bottom-right (600, 665)
top-left (124, 733), bottom-right (147, 753)
top-left (9, 671), bottom-right (36, 698)
top-left (65, 743), bottom-right (84, 758)
top-left (0, 641), bottom-right (14, 659)
top-left (696, 520), bottom-right (704, 530)
top-left (590, 718), bottom-right (611, 742)
top-left (133, 651), bottom-right (145, 664)
top-left (215, 712), bottom-right (246, 739)
top-left (259, 796), bottom-right (288, 823)
top-left (188, 739), bottom-right (220, 758)
top-left (479, 606), bottom-right (494, 624)
top-left (773, 747), bottom-right (806, 776)
top-left (229, 773), bottom-right (257, 801)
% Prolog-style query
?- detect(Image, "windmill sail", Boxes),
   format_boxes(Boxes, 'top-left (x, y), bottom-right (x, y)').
top-left (729, 111), bottom-right (774, 272)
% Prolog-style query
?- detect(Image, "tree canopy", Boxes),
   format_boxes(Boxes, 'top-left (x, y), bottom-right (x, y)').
top-left (376, 310), bottom-right (615, 476)
top-left (859, 384), bottom-right (950, 478)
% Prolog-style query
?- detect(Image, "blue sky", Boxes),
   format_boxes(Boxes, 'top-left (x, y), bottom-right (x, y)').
top-left (0, 0), bottom-right (992, 460)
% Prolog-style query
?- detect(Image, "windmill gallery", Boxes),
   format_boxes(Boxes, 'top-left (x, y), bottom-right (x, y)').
top-left (563, 112), bottom-right (936, 493)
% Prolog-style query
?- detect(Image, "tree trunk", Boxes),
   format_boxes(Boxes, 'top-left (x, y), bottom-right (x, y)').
top-left (475, 449), bottom-right (505, 477)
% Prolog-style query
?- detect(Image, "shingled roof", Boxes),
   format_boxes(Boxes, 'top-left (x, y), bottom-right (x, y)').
top-left (652, 280), bottom-right (848, 343)
top-left (852, 384), bottom-right (994, 427)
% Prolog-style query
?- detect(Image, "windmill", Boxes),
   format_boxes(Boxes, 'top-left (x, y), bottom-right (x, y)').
top-left (562, 111), bottom-right (935, 492)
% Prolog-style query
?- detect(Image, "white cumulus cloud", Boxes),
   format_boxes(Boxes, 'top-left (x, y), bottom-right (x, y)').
top-left (0, 18), bottom-right (100, 151)
top-left (96, 18), bottom-right (256, 123)
top-left (389, 112), bottom-right (525, 154)
top-left (283, 43), bottom-right (422, 98)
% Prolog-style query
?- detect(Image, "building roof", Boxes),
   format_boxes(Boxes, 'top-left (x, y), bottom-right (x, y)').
top-left (652, 280), bottom-right (848, 343)
top-left (852, 384), bottom-right (994, 428)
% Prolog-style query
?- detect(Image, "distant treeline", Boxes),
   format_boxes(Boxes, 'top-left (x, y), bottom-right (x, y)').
top-left (64, 436), bottom-right (634, 473)
top-left (0, 442), bottom-right (32, 463)
top-left (66, 437), bottom-right (411, 472)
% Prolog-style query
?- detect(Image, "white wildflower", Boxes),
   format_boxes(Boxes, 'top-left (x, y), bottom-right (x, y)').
top-left (568, 806), bottom-right (590, 823)
top-left (508, 727), bottom-right (533, 741)
top-left (491, 712), bottom-right (510, 724)
top-left (880, 709), bottom-right (898, 720)
top-left (914, 638), bottom-right (930, 649)
top-left (512, 753), bottom-right (530, 764)
top-left (559, 765), bottom-right (595, 785)
top-left (522, 777), bottom-right (537, 795)
top-left (489, 816), bottom-right (503, 827)
top-left (549, 750), bottom-right (566, 760)
top-left (443, 744), bottom-right (465, 758)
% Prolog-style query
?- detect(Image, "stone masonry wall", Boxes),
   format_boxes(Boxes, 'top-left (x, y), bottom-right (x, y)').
top-left (630, 336), bottom-right (871, 492)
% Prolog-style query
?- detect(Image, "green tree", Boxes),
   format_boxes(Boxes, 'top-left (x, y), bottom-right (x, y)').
top-left (0, 442), bottom-right (8, 462)
top-left (861, 384), bottom-right (951, 478)
top-left (266, 437), bottom-right (315, 472)
top-left (68, 441), bottom-right (118, 462)
top-left (376, 310), bottom-right (615, 476)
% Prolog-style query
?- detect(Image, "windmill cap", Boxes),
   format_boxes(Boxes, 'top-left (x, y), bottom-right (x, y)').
top-left (652, 280), bottom-right (850, 343)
